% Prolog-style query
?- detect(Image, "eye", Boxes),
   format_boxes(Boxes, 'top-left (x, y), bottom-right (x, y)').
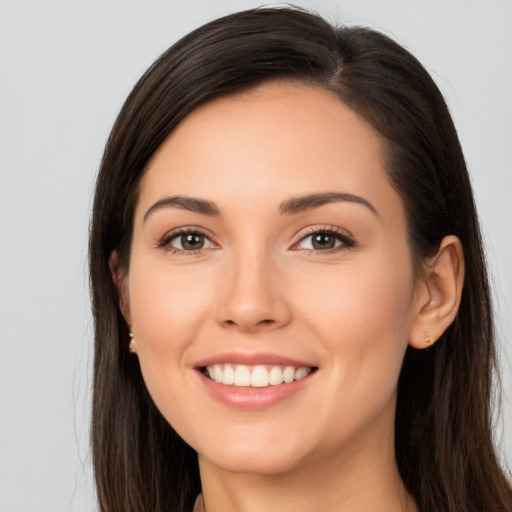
top-left (294, 228), bottom-right (355, 252)
top-left (160, 229), bottom-right (216, 253)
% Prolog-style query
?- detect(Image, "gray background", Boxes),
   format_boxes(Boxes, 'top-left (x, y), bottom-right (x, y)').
top-left (0, 1), bottom-right (510, 510)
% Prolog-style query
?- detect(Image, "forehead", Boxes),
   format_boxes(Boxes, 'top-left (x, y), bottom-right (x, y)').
top-left (137, 82), bottom-right (400, 222)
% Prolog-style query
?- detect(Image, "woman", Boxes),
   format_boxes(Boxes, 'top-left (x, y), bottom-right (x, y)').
top-left (89, 7), bottom-right (512, 512)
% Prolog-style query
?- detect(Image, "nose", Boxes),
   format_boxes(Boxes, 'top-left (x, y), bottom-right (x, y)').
top-left (216, 249), bottom-right (292, 333)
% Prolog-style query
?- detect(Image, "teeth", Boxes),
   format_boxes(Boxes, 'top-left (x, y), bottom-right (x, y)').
top-left (222, 364), bottom-right (234, 385)
top-left (205, 364), bottom-right (312, 388)
top-left (295, 367), bottom-right (309, 380)
top-left (213, 365), bottom-right (223, 383)
top-left (283, 366), bottom-right (295, 383)
top-left (234, 365), bottom-right (251, 386)
top-left (251, 365), bottom-right (269, 387)
top-left (269, 366), bottom-right (283, 385)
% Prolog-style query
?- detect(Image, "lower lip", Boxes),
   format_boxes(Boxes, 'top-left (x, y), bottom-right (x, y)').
top-left (196, 370), bottom-right (316, 410)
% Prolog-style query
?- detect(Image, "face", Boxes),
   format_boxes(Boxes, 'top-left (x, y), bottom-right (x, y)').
top-left (123, 82), bottom-right (421, 476)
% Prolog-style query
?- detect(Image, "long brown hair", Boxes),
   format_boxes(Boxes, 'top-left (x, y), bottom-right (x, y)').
top-left (89, 7), bottom-right (512, 511)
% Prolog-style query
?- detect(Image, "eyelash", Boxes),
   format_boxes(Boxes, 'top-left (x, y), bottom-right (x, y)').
top-left (158, 226), bottom-right (356, 255)
top-left (158, 228), bottom-right (217, 255)
top-left (292, 226), bottom-right (356, 254)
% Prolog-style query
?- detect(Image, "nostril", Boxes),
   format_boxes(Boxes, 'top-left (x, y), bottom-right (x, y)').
top-left (223, 318), bottom-right (273, 325)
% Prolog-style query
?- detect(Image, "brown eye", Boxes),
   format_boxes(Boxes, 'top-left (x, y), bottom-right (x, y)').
top-left (311, 233), bottom-right (336, 250)
top-left (181, 233), bottom-right (205, 250)
top-left (295, 229), bottom-right (355, 252)
top-left (166, 231), bottom-right (215, 252)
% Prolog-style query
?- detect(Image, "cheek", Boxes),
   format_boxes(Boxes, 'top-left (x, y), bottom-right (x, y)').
top-left (296, 256), bottom-right (414, 338)
top-left (293, 255), bottom-right (415, 393)
top-left (126, 258), bottom-right (218, 429)
top-left (128, 258), bottom-right (215, 355)
top-left (283, 261), bottom-right (414, 452)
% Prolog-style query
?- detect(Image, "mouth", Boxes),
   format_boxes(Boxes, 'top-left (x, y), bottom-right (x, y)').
top-left (200, 363), bottom-right (316, 388)
top-left (195, 354), bottom-right (318, 408)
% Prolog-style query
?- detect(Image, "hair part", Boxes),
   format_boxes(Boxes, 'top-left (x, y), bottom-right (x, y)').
top-left (89, 6), bottom-right (512, 511)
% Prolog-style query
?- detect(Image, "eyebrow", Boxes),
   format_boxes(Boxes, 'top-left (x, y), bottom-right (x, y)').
top-left (143, 195), bottom-right (221, 222)
top-left (279, 192), bottom-right (379, 216)
top-left (143, 191), bottom-right (378, 222)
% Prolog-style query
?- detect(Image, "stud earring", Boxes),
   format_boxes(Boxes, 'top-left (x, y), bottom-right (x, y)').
top-left (424, 332), bottom-right (435, 346)
top-left (129, 331), bottom-right (137, 354)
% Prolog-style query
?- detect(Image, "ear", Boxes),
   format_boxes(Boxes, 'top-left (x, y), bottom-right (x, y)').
top-left (408, 235), bottom-right (465, 349)
top-left (109, 251), bottom-right (132, 326)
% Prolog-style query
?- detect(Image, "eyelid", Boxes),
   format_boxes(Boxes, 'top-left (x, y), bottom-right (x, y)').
top-left (156, 224), bottom-right (355, 255)
top-left (157, 226), bottom-right (219, 254)
top-left (291, 225), bottom-right (356, 252)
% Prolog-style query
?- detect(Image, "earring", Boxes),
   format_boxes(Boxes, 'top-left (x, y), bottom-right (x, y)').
top-left (129, 331), bottom-right (137, 354)
top-left (424, 332), bottom-right (435, 347)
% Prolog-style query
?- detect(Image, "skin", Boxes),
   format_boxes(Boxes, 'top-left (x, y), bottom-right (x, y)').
top-left (113, 82), bottom-right (464, 512)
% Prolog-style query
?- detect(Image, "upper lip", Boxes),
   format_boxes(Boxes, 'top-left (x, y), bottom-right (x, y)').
top-left (194, 351), bottom-right (317, 369)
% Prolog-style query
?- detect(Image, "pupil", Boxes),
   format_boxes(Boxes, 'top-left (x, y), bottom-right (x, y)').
top-left (313, 234), bottom-right (334, 250)
top-left (182, 234), bottom-right (203, 250)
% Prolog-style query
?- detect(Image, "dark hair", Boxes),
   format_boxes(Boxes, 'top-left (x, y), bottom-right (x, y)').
top-left (89, 7), bottom-right (512, 512)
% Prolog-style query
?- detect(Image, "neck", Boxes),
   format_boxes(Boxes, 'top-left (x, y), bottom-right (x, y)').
top-left (197, 427), bottom-right (418, 512)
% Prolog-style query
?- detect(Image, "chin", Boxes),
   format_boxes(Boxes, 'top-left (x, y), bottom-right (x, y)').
top-left (201, 448), bottom-right (304, 476)
top-left (193, 430), bottom-right (309, 476)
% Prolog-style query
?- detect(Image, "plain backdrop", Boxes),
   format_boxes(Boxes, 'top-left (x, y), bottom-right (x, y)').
top-left (0, 1), bottom-right (511, 510)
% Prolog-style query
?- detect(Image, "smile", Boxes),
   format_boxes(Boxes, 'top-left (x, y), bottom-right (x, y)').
top-left (203, 364), bottom-right (313, 388)
top-left (195, 353), bottom-right (318, 408)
